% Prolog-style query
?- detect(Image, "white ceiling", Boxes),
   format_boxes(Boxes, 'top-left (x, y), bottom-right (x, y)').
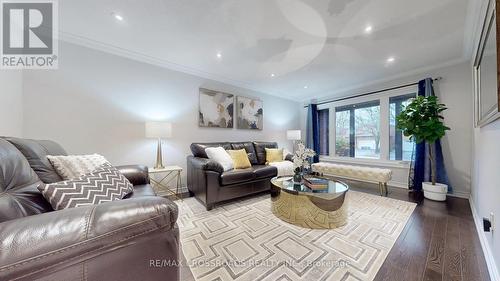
top-left (59, 0), bottom-right (473, 101)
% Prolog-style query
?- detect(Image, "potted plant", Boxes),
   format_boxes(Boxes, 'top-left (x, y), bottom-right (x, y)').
top-left (396, 95), bottom-right (450, 201)
top-left (292, 142), bottom-right (316, 184)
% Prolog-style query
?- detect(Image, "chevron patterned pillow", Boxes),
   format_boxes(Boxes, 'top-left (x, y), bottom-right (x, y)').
top-left (38, 164), bottom-right (134, 210)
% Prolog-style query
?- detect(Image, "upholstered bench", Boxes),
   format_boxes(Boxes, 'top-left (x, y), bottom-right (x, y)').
top-left (311, 162), bottom-right (392, 196)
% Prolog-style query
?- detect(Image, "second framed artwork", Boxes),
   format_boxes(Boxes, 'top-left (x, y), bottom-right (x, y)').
top-left (198, 88), bottom-right (263, 130)
top-left (236, 96), bottom-right (263, 130)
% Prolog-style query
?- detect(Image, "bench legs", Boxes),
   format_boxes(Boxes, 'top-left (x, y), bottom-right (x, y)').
top-left (378, 183), bottom-right (389, 196)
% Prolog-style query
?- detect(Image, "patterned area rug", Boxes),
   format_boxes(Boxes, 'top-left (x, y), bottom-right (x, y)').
top-left (177, 191), bottom-right (416, 281)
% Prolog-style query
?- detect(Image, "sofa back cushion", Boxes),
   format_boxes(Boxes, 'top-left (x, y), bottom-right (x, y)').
top-left (205, 147), bottom-right (234, 171)
top-left (253, 142), bottom-right (278, 165)
top-left (230, 142), bottom-right (258, 164)
top-left (0, 139), bottom-right (52, 223)
top-left (5, 137), bottom-right (68, 183)
top-left (190, 142), bottom-right (231, 158)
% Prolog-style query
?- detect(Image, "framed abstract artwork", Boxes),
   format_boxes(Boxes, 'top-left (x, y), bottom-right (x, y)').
top-left (199, 88), bottom-right (234, 128)
top-left (237, 96), bottom-right (263, 130)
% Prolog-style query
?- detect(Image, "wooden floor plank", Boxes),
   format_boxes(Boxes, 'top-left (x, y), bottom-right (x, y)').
top-left (459, 217), bottom-right (483, 281)
top-left (425, 215), bottom-right (447, 278)
top-left (423, 215), bottom-right (445, 281)
top-left (443, 216), bottom-right (462, 281)
top-left (355, 184), bottom-right (491, 281)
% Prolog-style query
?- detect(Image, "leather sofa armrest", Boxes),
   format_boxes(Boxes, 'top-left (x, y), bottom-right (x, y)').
top-left (116, 164), bottom-right (150, 185)
top-left (0, 197), bottom-right (178, 280)
top-left (285, 153), bottom-right (293, 162)
top-left (187, 156), bottom-right (223, 174)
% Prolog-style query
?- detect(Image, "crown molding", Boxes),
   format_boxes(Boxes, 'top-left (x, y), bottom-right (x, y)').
top-left (59, 31), bottom-right (469, 104)
top-left (306, 57), bottom-right (470, 103)
top-left (58, 31), bottom-right (296, 101)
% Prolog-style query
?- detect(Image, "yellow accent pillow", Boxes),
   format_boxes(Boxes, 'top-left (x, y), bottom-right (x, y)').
top-left (265, 148), bottom-right (284, 163)
top-left (227, 149), bottom-right (252, 169)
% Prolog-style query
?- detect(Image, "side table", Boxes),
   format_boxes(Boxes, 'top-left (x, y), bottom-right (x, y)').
top-left (148, 166), bottom-right (183, 200)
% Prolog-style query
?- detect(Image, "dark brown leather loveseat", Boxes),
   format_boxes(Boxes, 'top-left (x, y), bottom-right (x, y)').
top-left (0, 137), bottom-right (179, 281)
top-left (187, 141), bottom-right (291, 210)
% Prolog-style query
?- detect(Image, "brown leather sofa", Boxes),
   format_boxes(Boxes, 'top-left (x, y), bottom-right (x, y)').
top-left (0, 137), bottom-right (179, 281)
top-left (187, 141), bottom-right (292, 210)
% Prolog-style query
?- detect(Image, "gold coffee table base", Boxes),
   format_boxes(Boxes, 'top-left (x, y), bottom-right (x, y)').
top-left (271, 190), bottom-right (348, 229)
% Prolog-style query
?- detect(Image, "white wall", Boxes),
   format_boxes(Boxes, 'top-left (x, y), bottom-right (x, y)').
top-left (469, 1), bottom-right (500, 278)
top-left (303, 61), bottom-right (473, 197)
top-left (472, 120), bottom-right (500, 279)
top-left (0, 70), bottom-right (23, 137)
top-left (22, 42), bottom-right (302, 185)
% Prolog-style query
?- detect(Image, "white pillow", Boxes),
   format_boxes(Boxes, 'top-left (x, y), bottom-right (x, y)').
top-left (282, 148), bottom-right (292, 160)
top-left (205, 147), bottom-right (234, 172)
top-left (47, 154), bottom-right (111, 180)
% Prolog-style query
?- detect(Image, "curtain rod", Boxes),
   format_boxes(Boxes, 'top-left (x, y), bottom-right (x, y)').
top-left (303, 77), bottom-right (442, 108)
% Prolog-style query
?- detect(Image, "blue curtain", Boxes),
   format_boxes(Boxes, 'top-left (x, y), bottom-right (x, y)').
top-left (306, 104), bottom-right (320, 163)
top-left (409, 78), bottom-right (452, 192)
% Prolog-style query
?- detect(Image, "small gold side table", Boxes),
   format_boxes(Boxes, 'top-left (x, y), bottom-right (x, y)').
top-left (148, 166), bottom-right (183, 200)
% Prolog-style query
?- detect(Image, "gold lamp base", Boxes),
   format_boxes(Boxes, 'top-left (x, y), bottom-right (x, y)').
top-left (155, 138), bottom-right (165, 169)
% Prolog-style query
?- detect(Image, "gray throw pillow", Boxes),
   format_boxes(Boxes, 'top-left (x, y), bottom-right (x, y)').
top-left (38, 164), bottom-right (133, 210)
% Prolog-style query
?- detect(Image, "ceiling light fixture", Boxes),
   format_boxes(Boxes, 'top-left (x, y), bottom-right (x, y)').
top-left (113, 13), bottom-right (124, 21)
top-left (216, 52), bottom-right (222, 59)
top-left (304, 85), bottom-right (308, 89)
top-left (270, 73), bottom-right (275, 77)
top-left (364, 25), bottom-right (373, 33)
top-left (386, 57), bottom-right (395, 63)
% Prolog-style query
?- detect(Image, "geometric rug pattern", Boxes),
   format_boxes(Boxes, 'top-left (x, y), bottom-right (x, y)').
top-left (177, 191), bottom-right (416, 281)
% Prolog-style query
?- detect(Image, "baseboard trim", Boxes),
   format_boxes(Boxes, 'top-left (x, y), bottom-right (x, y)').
top-left (469, 196), bottom-right (500, 281)
top-left (447, 190), bottom-right (470, 199)
top-left (388, 181), bottom-right (409, 189)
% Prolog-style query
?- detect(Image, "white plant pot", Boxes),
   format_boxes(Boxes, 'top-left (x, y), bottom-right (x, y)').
top-left (422, 182), bottom-right (448, 201)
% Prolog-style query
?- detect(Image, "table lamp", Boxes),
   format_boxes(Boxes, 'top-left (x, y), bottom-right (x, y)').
top-left (145, 122), bottom-right (172, 169)
top-left (287, 130), bottom-right (301, 153)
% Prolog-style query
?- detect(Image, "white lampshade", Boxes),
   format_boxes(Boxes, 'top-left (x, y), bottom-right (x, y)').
top-left (287, 130), bottom-right (301, 141)
top-left (145, 122), bottom-right (172, 138)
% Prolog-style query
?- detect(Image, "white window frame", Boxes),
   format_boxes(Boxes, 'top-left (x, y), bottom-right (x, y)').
top-left (315, 85), bottom-right (418, 168)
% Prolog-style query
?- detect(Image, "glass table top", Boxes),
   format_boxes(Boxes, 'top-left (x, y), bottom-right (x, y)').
top-left (271, 176), bottom-right (349, 198)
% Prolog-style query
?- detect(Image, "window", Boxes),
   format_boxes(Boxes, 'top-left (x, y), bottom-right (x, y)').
top-left (318, 109), bottom-right (329, 155)
top-left (335, 101), bottom-right (380, 159)
top-left (335, 110), bottom-right (351, 157)
top-left (314, 89), bottom-right (417, 162)
top-left (389, 94), bottom-right (416, 161)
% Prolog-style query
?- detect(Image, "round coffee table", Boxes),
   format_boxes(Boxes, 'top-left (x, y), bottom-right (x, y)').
top-left (270, 176), bottom-right (349, 229)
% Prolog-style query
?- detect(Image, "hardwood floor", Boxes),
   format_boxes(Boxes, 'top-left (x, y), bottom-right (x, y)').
top-left (346, 184), bottom-right (491, 281)
top-left (178, 184), bottom-right (491, 281)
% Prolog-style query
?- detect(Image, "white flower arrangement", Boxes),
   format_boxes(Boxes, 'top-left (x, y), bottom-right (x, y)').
top-left (292, 142), bottom-right (316, 171)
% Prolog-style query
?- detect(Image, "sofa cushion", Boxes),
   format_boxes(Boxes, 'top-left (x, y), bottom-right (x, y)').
top-left (253, 141), bottom-right (278, 165)
top-left (38, 164), bottom-right (134, 210)
top-left (230, 142), bottom-right (258, 164)
top-left (252, 165), bottom-right (278, 179)
top-left (227, 149), bottom-right (252, 169)
top-left (5, 137), bottom-right (67, 183)
top-left (190, 142), bottom-right (231, 158)
top-left (123, 184), bottom-right (156, 198)
top-left (220, 168), bottom-right (255, 186)
top-left (205, 147), bottom-right (234, 171)
top-left (0, 139), bottom-right (52, 223)
top-left (47, 154), bottom-right (110, 180)
top-left (265, 148), bottom-right (284, 163)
